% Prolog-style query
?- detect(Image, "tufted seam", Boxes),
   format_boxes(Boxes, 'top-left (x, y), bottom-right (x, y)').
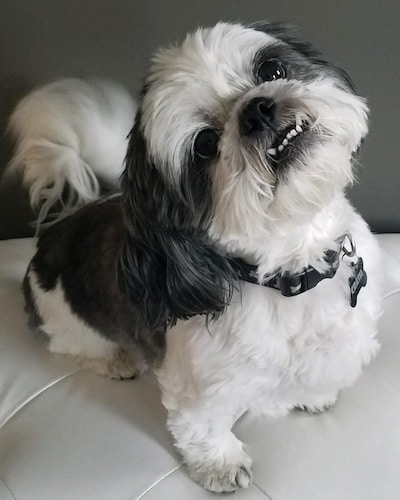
top-left (0, 476), bottom-right (16, 500)
top-left (253, 482), bottom-right (273, 499)
top-left (135, 465), bottom-right (182, 500)
top-left (135, 465), bottom-right (272, 499)
top-left (383, 287), bottom-right (400, 300)
top-left (0, 369), bottom-right (82, 431)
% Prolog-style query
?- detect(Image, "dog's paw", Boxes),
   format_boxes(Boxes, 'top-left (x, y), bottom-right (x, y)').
top-left (188, 451), bottom-right (253, 493)
top-left (104, 347), bottom-right (149, 380)
top-left (296, 402), bottom-right (333, 414)
top-left (73, 347), bottom-right (148, 380)
top-left (295, 392), bottom-right (338, 414)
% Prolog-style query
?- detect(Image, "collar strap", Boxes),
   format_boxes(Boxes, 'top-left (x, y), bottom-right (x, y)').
top-left (232, 248), bottom-right (341, 297)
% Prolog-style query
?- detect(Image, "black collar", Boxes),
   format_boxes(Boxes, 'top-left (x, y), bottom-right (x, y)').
top-left (230, 234), bottom-right (367, 307)
top-left (232, 244), bottom-right (343, 298)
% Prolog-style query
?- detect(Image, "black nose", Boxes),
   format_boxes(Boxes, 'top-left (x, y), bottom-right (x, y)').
top-left (240, 97), bottom-right (275, 135)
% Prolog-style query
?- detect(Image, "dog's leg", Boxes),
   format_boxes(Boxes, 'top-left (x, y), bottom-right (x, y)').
top-left (167, 408), bottom-right (252, 493)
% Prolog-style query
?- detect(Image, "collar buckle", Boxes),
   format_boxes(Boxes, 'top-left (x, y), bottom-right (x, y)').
top-left (233, 245), bottom-right (342, 297)
top-left (272, 251), bottom-right (340, 297)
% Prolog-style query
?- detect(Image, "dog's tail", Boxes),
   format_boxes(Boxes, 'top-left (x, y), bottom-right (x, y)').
top-left (5, 78), bottom-right (136, 225)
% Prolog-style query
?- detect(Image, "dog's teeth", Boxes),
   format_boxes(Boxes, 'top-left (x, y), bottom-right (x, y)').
top-left (286, 129), bottom-right (296, 139)
top-left (276, 125), bottom-right (303, 154)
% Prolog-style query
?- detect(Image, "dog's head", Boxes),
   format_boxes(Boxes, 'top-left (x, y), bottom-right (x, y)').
top-left (119, 22), bottom-right (368, 331)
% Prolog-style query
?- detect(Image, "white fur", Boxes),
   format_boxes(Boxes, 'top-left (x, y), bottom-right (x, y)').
top-left (7, 78), bottom-right (136, 224)
top-left (157, 201), bottom-right (382, 491)
top-left (14, 23), bottom-right (384, 493)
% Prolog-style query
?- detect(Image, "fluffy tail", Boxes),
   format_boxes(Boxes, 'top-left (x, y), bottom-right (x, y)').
top-left (6, 78), bottom-right (136, 225)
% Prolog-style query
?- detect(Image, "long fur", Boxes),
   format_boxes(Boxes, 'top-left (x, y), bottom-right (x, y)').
top-left (10, 21), bottom-right (383, 494)
top-left (6, 78), bottom-right (136, 224)
top-left (118, 117), bottom-right (237, 330)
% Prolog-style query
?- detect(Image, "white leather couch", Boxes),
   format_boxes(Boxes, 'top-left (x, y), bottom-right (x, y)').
top-left (1, 235), bottom-right (399, 500)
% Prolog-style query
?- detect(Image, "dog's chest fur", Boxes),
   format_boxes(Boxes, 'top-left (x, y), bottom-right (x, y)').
top-left (158, 203), bottom-right (382, 416)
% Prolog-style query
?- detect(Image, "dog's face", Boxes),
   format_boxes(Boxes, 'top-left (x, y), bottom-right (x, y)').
top-left (133, 22), bottom-right (368, 239)
top-left (120, 22), bottom-right (369, 330)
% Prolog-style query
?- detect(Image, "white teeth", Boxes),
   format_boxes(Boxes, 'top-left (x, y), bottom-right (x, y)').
top-left (270, 122), bottom-right (306, 156)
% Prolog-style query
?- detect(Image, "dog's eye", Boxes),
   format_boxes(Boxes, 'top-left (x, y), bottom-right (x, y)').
top-left (258, 59), bottom-right (286, 82)
top-left (194, 129), bottom-right (219, 159)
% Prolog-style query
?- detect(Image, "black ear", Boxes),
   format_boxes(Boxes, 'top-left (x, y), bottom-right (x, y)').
top-left (118, 229), bottom-right (237, 332)
top-left (118, 113), bottom-right (237, 333)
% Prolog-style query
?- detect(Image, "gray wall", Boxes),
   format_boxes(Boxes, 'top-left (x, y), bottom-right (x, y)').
top-left (1, 0), bottom-right (399, 238)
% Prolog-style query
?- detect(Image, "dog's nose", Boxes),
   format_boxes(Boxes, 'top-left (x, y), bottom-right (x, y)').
top-left (240, 97), bottom-right (275, 135)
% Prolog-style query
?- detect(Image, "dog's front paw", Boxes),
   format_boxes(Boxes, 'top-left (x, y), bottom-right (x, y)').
top-left (188, 451), bottom-right (253, 493)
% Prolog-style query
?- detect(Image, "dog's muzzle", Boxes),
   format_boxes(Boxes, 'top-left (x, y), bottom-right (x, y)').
top-left (239, 96), bottom-right (310, 163)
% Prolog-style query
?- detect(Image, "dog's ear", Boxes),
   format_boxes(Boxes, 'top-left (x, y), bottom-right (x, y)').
top-left (118, 114), bottom-right (237, 333)
top-left (118, 229), bottom-right (236, 332)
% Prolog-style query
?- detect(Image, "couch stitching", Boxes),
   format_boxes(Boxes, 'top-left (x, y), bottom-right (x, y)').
top-left (253, 482), bottom-right (273, 499)
top-left (0, 369), bottom-right (82, 431)
top-left (135, 465), bottom-right (182, 500)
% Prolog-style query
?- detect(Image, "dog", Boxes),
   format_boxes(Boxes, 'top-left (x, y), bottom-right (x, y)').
top-left (8, 22), bottom-right (383, 493)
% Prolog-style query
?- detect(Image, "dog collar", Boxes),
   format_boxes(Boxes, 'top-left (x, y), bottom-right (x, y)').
top-left (231, 234), bottom-right (367, 307)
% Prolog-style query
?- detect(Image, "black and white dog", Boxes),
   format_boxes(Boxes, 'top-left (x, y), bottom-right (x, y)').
top-left (8, 22), bottom-right (382, 493)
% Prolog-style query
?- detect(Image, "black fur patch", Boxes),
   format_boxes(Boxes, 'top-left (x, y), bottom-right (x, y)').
top-left (29, 196), bottom-right (166, 363)
top-left (120, 113), bottom-right (212, 231)
top-left (118, 115), bottom-right (238, 331)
